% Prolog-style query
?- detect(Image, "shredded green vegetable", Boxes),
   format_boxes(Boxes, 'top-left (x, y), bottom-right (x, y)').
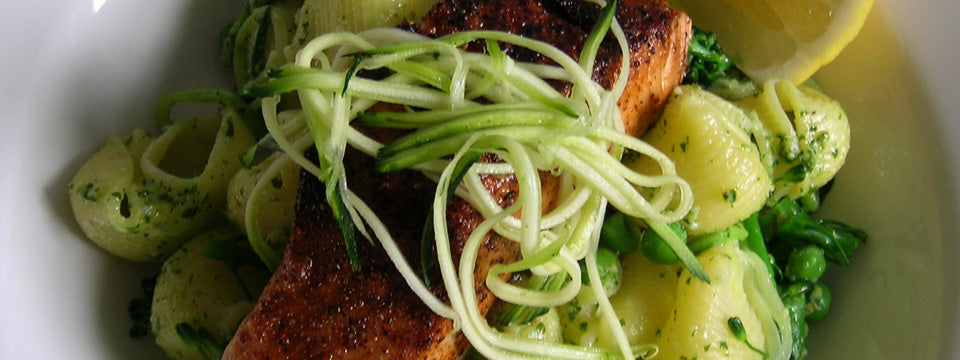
top-left (238, 1), bottom-right (703, 358)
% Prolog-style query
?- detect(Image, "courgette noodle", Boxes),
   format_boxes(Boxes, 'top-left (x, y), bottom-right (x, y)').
top-left (240, 0), bottom-right (699, 358)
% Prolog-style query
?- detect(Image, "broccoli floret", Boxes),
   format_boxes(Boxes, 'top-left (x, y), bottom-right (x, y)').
top-left (683, 27), bottom-right (757, 100)
top-left (683, 27), bottom-right (735, 87)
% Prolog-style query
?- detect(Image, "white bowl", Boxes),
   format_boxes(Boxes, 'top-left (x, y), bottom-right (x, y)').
top-left (0, 0), bottom-right (956, 359)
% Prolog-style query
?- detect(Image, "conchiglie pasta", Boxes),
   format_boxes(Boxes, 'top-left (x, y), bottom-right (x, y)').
top-left (738, 79), bottom-right (850, 202)
top-left (655, 242), bottom-right (768, 360)
top-left (631, 86), bottom-right (771, 235)
top-left (559, 281), bottom-right (604, 346)
top-left (593, 251), bottom-right (681, 349)
top-left (226, 153), bottom-right (299, 254)
top-left (151, 227), bottom-right (270, 360)
top-left (572, 235), bottom-right (791, 360)
top-left (68, 110), bottom-right (255, 262)
top-left (502, 307), bottom-right (563, 344)
top-left (293, 0), bottom-right (438, 46)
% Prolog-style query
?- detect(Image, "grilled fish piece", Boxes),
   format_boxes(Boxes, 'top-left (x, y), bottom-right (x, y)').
top-left (224, 0), bottom-right (691, 359)
top-left (418, 0), bottom-right (692, 136)
top-left (224, 141), bottom-right (513, 360)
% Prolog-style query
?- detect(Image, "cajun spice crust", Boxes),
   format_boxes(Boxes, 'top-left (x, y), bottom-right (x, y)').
top-left (224, 0), bottom-right (690, 358)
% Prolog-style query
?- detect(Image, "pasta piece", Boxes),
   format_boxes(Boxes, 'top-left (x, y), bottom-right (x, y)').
top-left (230, 2), bottom-right (299, 88)
top-left (631, 86), bottom-right (771, 235)
top-left (501, 308), bottom-right (563, 344)
top-left (738, 79), bottom-right (850, 202)
top-left (559, 280), bottom-right (604, 347)
top-left (292, 0), bottom-right (438, 46)
top-left (568, 235), bottom-right (791, 359)
top-left (740, 80), bottom-right (801, 168)
top-left (68, 110), bottom-right (255, 262)
top-left (225, 153), bottom-right (299, 254)
top-left (595, 250), bottom-right (681, 349)
top-left (151, 227), bottom-right (270, 360)
top-left (655, 242), bottom-right (768, 360)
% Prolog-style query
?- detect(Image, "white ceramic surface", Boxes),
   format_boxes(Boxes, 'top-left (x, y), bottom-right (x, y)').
top-left (0, 0), bottom-right (956, 359)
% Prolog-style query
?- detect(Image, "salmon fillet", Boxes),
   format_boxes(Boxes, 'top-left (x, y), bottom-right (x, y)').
top-left (224, 0), bottom-right (691, 359)
top-left (417, 0), bottom-right (692, 136)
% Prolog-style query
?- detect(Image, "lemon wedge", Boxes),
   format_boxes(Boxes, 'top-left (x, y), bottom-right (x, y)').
top-left (669, 0), bottom-right (874, 83)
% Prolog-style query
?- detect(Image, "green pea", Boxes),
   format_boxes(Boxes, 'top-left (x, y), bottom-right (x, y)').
top-left (781, 292), bottom-right (810, 359)
top-left (804, 282), bottom-right (832, 322)
top-left (785, 246), bottom-right (826, 282)
top-left (596, 247), bottom-right (622, 296)
top-left (580, 247), bottom-right (623, 296)
top-left (599, 211), bottom-right (642, 254)
top-left (782, 282), bottom-right (813, 298)
top-left (640, 222), bottom-right (686, 264)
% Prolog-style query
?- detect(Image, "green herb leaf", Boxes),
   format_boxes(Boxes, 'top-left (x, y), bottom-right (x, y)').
top-left (761, 198), bottom-right (866, 266)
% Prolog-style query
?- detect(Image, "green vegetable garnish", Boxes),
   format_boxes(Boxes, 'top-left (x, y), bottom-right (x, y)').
top-left (684, 28), bottom-right (733, 88)
top-left (234, 1), bottom-right (703, 358)
top-left (780, 291), bottom-right (809, 359)
top-left (727, 316), bottom-right (769, 358)
top-left (785, 246), bottom-right (827, 283)
top-left (639, 221), bottom-right (684, 264)
top-left (761, 198), bottom-right (866, 266)
top-left (687, 223), bottom-right (747, 254)
top-left (494, 272), bottom-right (568, 327)
top-left (683, 27), bottom-right (757, 99)
top-left (580, 247), bottom-right (622, 296)
top-left (420, 151), bottom-right (481, 287)
top-left (175, 323), bottom-right (224, 360)
top-left (804, 282), bottom-right (832, 322)
top-left (598, 210), bottom-right (643, 254)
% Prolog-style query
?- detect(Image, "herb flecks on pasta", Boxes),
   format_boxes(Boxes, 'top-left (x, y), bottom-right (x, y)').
top-left (69, 110), bottom-right (255, 262)
top-left (737, 79), bottom-right (851, 203)
top-left (151, 228), bottom-right (270, 360)
top-left (630, 86), bottom-right (772, 236)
